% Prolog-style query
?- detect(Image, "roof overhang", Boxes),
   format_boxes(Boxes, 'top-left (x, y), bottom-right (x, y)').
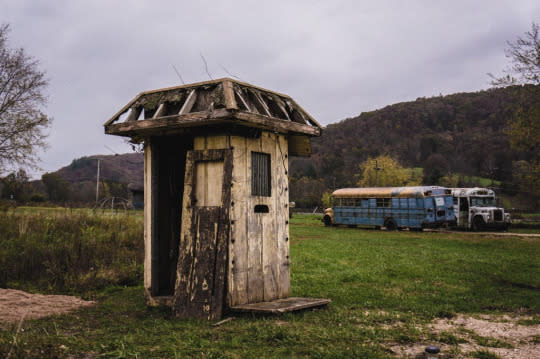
top-left (104, 78), bottom-right (322, 138)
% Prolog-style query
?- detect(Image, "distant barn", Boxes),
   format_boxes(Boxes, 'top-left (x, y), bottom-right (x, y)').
top-left (105, 78), bottom-right (329, 319)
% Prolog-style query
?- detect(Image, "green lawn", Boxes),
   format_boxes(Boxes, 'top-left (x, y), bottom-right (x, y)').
top-left (0, 213), bottom-right (538, 358)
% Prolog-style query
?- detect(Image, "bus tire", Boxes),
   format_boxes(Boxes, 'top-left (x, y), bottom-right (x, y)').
top-left (323, 215), bottom-right (332, 227)
top-left (385, 218), bottom-right (397, 231)
top-left (471, 216), bottom-right (485, 232)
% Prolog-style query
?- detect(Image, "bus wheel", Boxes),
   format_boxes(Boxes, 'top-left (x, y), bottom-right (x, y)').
top-left (472, 216), bottom-right (485, 231)
top-left (323, 215), bottom-right (332, 227)
top-left (385, 219), bottom-right (397, 231)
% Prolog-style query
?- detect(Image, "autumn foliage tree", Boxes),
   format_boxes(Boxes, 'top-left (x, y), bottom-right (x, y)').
top-left (356, 155), bottom-right (421, 187)
top-left (0, 24), bottom-right (51, 173)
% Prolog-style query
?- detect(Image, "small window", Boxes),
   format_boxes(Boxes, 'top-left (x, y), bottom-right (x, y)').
top-left (376, 198), bottom-right (391, 207)
top-left (251, 152), bottom-right (271, 196)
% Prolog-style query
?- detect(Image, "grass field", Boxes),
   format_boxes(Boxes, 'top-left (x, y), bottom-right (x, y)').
top-left (0, 212), bottom-right (538, 358)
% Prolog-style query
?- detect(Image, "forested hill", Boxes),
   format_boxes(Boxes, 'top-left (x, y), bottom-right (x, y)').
top-left (291, 84), bottom-right (538, 191)
top-left (14, 85), bottom-right (535, 206)
top-left (57, 153), bottom-right (143, 185)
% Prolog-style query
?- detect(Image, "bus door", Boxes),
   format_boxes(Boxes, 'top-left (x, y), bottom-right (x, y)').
top-left (458, 197), bottom-right (469, 227)
top-left (425, 197), bottom-right (435, 223)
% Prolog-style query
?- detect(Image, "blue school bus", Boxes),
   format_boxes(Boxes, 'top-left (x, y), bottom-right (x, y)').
top-left (323, 186), bottom-right (456, 230)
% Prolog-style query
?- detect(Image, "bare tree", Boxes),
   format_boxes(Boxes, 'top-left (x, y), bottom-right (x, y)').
top-left (0, 24), bottom-right (51, 173)
top-left (489, 22), bottom-right (540, 86)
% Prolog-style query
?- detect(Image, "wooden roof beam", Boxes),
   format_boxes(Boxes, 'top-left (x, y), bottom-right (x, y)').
top-left (104, 108), bottom-right (321, 137)
top-left (152, 103), bottom-right (165, 119)
top-left (252, 91), bottom-right (272, 117)
top-left (179, 89), bottom-right (197, 115)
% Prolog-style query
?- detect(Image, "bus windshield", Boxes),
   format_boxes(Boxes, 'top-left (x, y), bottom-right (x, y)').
top-left (470, 196), bottom-right (496, 207)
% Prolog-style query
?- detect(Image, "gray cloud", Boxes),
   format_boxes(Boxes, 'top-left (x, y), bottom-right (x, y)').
top-left (2, 0), bottom-right (539, 177)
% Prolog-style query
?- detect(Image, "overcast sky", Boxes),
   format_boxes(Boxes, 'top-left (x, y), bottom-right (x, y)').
top-left (2, 0), bottom-right (539, 178)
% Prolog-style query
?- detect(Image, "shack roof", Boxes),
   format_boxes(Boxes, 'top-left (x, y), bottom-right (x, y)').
top-left (104, 78), bottom-right (322, 138)
top-left (332, 186), bottom-right (451, 198)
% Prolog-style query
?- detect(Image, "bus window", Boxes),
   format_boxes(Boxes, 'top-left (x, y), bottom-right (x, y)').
top-left (355, 198), bottom-right (362, 207)
top-left (361, 199), bottom-right (369, 208)
top-left (399, 198), bottom-right (408, 208)
top-left (369, 198), bottom-right (376, 207)
top-left (376, 198), bottom-right (391, 207)
top-left (425, 198), bottom-right (434, 208)
top-left (392, 198), bottom-right (399, 207)
top-left (409, 198), bottom-right (416, 208)
top-left (416, 198), bottom-right (424, 208)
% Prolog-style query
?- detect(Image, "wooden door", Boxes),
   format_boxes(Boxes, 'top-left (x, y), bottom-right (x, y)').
top-left (173, 149), bottom-right (232, 319)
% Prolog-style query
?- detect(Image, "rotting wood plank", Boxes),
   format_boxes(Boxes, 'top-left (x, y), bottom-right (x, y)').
top-left (233, 112), bottom-right (321, 137)
top-left (174, 149), bottom-right (232, 320)
top-left (228, 136), bottom-right (249, 306)
top-left (152, 103), bottom-right (165, 119)
top-left (276, 134), bottom-right (290, 298)
top-left (230, 297), bottom-right (331, 314)
top-left (234, 88), bottom-right (251, 112)
top-left (143, 140), bottom-right (153, 295)
top-left (262, 132), bottom-right (278, 301)
top-left (105, 109), bottom-right (321, 137)
top-left (252, 91), bottom-right (272, 117)
top-left (246, 135), bottom-right (264, 303)
top-left (223, 80), bottom-right (238, 110)
top-left (179, 89), bottom-right (197, 115)
top-left (126, 107), bottom-right (142, 122)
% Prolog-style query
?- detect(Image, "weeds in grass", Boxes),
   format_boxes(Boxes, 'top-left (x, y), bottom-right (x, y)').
top-left (0, 212), bottom-right (538, 358)
top-left (0, 211), bottom-right (143, 295)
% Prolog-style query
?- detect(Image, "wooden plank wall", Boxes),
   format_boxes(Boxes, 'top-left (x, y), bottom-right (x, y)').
top-left (193, 132), bottom-right (290, 307)
top-left (143, 139), bottom-right (156, 298)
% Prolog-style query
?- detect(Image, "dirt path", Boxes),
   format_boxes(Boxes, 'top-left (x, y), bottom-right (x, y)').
top-left (388, 314), bottom-right (539, 358)
top-left (0, 288), bottom-right (95, 324)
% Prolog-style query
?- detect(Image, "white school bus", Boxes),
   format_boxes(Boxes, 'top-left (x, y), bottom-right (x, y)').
top-left (451, 188), bottom-right (511, 231)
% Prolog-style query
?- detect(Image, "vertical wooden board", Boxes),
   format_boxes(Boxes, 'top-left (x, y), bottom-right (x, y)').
top-left (150, 141), bottom-right (160, 296)
top-left (174, 151), bottom-right (195, 309)
top-left (261, 132), bottom-right (278, 301)
top-left (143, 140), bottom-right (152, 292)
top-left (246, 135), bottom-right (264, 303)
top-left (195, 161), bottom-right (224, 207)
top-left (228, 136), bottom-right (248, 306)
top-left (276, 134), bottom-right (290, 298)
top-left (188, 208), bottom-right (218, 318)
top-left (205, 135), bottom-right (228, 149)
top-left (193, 136), bottom-right (206, 150)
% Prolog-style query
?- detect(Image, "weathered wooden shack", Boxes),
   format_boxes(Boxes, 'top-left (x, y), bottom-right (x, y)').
top-left (105, 78), bottom-right (328, 319)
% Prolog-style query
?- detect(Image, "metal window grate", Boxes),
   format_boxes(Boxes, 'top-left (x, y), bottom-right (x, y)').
top-left (251, 152), bottom-right (271, 196)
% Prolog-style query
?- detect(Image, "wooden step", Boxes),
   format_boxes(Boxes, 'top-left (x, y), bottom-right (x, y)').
top-left (230, 297), bottom-right (330, 314)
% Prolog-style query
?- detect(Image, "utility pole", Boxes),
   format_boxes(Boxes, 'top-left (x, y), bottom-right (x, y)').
top-left (374, 160), bottom-right (382, 187)
top-left (96, 159), bottom-right (100, 205)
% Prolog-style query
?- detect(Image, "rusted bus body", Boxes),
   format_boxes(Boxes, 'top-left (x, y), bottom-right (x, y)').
top-left (451, 187), bottom-right (511, 231)
top-left (323, 186), bottom-right (456, 230)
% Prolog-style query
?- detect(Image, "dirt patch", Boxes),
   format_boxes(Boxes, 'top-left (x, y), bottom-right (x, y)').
top-left (0, 288), bottom-right (95, 324)
top-left (388, 314), bottom-right (539, 358)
